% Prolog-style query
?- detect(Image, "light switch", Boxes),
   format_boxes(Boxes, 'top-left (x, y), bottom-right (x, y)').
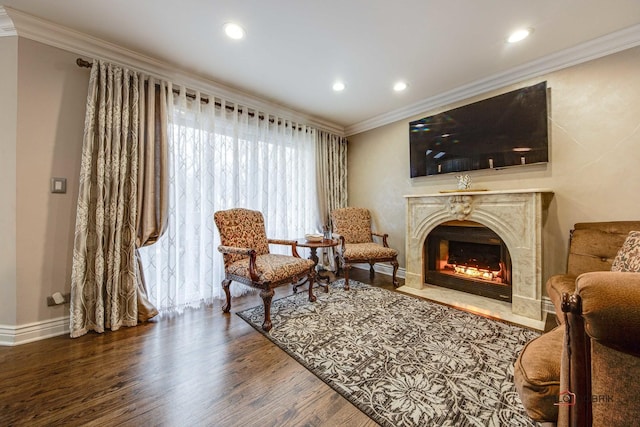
top-left (51, 177), bottom-right (67, 194)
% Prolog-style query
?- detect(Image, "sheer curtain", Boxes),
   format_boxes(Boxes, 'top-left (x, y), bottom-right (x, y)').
top-left (139, 88), bottom-right (319, 312)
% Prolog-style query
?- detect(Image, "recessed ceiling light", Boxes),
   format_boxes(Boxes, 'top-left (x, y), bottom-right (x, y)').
top-left (508, 28), bottom-right (532, 43)
top-left (333, 82), bottom-right (345, 92)
top-left (393, 81), bottom-right (408, 92)
top-left (224, 22), bottom-right (245, 40)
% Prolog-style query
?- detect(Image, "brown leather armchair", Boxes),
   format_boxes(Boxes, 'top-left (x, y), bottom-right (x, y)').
top-left (515, 221), bottom-right (640, 425)
top-left (546, 222), bottom-right (640, 323)
top-left (214, 208), bottom-right (316, 331)
top-left (331, 207), bottom-right (399, 290)
top-left (559, 272), bottom-right (640, 427)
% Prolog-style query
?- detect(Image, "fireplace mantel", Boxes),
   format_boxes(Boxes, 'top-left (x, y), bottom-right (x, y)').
top-left (403, 189), bottom-right (553, 327)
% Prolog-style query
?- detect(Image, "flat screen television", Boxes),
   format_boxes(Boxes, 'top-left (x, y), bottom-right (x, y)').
top-left (409, 81), bottom-right (549, 178)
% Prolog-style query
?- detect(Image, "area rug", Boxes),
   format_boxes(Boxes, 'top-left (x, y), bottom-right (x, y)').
top-left (237, 279), bottom-right (540, 427)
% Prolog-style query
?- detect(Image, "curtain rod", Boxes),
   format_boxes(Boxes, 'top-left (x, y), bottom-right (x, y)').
top-left (76, 58), bottom-right (308, 131)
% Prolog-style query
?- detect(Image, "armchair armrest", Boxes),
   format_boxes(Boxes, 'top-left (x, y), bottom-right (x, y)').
top-left (332, 232), bottom-right (346, 251)
top-left (561, 272), bottom-right (640, 427)
top-left (267, 238), bottom-right (301, 257)
top-left (575, 271), bottom-right (640, 355)
top-left (217, 245), bottom-right (260, 282)
top-left (372, 232), bottom-right (390, 247)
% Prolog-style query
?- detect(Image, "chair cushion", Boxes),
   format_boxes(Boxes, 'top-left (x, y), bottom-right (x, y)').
top-left (514, 325), bottom-right (564, 422)
top-left (611, 230), bottom-right (640, 272)
top-left (227, 253), bottom-right (314, 283)
top-left (332, 207), bottom-right (373, 243)
top-left (343, 242), bottom-right (397, 260)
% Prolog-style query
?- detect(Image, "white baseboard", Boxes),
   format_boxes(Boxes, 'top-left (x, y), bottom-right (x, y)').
top-left (542, 296), bottom-right (555, 315)
top-left (351, 263), bottom-right (406, 279)
top-left (352, 264), bottom-right (555, 314)
top-left (0, 316), bottom-right (69, 346)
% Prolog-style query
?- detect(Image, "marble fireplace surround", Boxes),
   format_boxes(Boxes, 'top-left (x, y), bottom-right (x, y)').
top-left (402, 189), bottom-right (553, 330)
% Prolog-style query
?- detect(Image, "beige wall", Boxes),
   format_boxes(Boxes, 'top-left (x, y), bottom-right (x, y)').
top-left (0, 36), bottom-right (18, 326)
top-left (2, 36), bottom-right (639, 331)
top-left (348, 46), bottom-right (640, 285)
top-left (12, 38), bottom-right (86, 325)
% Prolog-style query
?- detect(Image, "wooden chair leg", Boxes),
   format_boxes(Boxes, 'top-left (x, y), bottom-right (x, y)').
top-left (369, 262), bottom-right (375, 279)
top-left (221, 279), bottom-right (232, 312)
top-left (307, 270), bottom-right (317, 302)
top-left (260, 288), bottom-right (275, 332)
top-left (391, 258), bottom-right (399, 288)
top-left (343, 264), bottom-right (351, 291)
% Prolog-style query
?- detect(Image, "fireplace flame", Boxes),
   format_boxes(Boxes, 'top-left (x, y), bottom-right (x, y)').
top-left (453, 265), bottom-right (500, 281)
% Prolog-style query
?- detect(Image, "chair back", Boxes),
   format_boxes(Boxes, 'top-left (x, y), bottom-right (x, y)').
top-left (331, 207), bottom-right (373, 244)
top-left (567, 221), bottom-right (640, 276)
top-left (214, 208), bottom-right (270, 267)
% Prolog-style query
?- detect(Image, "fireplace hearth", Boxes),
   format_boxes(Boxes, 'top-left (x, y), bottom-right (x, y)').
top-left (425, 223), bottom-right (512, 302)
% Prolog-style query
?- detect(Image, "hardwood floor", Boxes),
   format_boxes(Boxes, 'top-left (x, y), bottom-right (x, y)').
top-left (0, 269), bottom-right (398, 427)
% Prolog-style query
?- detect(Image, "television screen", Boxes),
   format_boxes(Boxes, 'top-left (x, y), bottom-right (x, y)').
top-left (409, 81), bottom-right (548, 178)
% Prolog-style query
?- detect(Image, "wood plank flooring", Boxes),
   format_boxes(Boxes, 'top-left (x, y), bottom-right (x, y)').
top-left (0, 269), bottom-right (397, 427)
top-left (1, 270), bottom-right (554, 427)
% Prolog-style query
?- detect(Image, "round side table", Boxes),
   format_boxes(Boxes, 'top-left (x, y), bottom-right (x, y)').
top-left (294, 238), bottom-right (338, 292)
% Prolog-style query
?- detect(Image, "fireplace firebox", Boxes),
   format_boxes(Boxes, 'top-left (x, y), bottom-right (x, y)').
top-left (425, 222), bottom-right (512, 303)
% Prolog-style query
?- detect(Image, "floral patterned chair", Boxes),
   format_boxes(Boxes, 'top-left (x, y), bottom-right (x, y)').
top-left (331, 207), bottom-right (399, 290)
top-left (214, 208), bottom-right (316, 331)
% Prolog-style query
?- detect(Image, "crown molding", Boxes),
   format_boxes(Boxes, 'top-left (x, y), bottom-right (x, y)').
top-left (6, 5), bottom-right (638, 138)
top-left (3, 6), bottom-right (345, 136)
top-left (0, 6), bottom-right (17, 36)
top-left (345, 23), bottom-right (640, 136)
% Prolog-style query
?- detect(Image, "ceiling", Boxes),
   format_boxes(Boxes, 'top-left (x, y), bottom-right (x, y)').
top-left (2, 0), bottom-right (640, 133)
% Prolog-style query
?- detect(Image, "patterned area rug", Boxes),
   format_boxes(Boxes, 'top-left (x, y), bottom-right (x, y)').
top-left (237, 279), bottom-right (540, 427)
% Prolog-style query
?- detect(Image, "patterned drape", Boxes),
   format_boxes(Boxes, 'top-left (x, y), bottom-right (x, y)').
top-left (315, 130), bottom-right (348, 268)
top-left (315, 130), bottom-right (348, 230)
top-left (70, 60), bottom-right (168, 337)
top-left (139, 89), bottom-right (318, 311)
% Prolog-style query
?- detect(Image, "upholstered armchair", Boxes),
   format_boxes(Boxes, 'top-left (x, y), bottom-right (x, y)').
top-left (558, 272), bottom-right (640, 427)
top-left (515, 222), bottom-right (640, 426)
top-left (546, 221), bottom-right (640, 324)
top-left (331, 207), bottom-right (399, 290)
top-left (213, 208), bottom-right (316, 331)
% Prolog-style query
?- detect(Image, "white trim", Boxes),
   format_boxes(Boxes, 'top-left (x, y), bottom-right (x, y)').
top-left (5, 8), bottom-right (640, 138)
top-left (0, 316), bottom-right (69, 346)
top-left (354, 267), bottom-right (557, 316)
top-left (0, 6), bottom-right (17, 36)
top-left (542, 296), bottom-right (555, 315)
top-left (345, 23), bottom-right (640, 136)
top-left (352, 263), bottom-right (406, 279)
top-left (2, 6), bottom-right (345, 136)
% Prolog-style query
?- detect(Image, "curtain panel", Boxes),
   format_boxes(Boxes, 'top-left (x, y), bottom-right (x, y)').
top-left (315, 130), bottom-right (348, 269)
top-left (70, 60), bottom-right (168, 338)
top-left (139, 89), bottom-right (319, 312)
top-left (316, 130), bottom-right (348, 229)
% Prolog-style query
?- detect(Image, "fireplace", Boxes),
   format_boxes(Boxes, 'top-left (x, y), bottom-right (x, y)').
top-left (425, 222), bottom-right (512, 303)
top-left (404, 189), bottom-right (553, 327)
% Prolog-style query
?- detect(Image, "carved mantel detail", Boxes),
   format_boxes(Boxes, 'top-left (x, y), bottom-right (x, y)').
top-left (447, 195), bottom-right (473, 220)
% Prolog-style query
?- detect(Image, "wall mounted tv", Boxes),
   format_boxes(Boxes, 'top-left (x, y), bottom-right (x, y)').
top-left (409, 81), bottom-right (549, 178)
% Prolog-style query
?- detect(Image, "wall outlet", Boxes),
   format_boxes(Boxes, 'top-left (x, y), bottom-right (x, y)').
top-left (46, 292), bottom-right (70, 306)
